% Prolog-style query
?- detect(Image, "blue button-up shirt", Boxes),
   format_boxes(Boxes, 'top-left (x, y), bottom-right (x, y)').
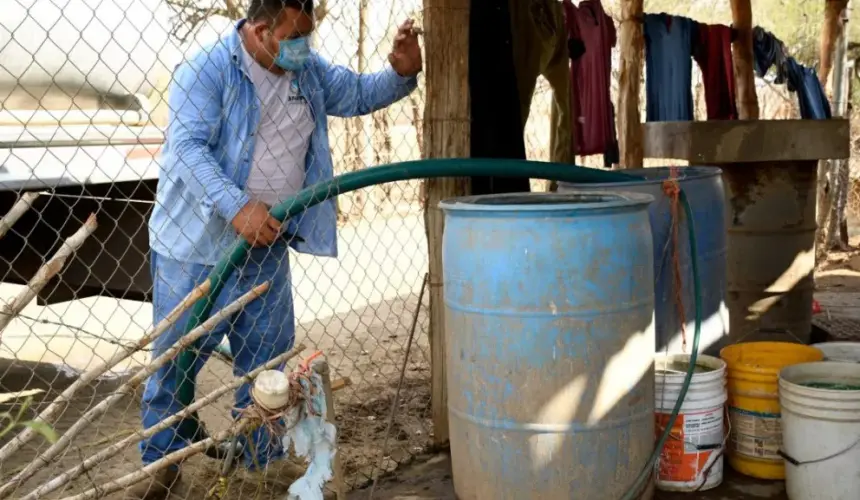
top-left (149, 21), bottom-right (418, 265)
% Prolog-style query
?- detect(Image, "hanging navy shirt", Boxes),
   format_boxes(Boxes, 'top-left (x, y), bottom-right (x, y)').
top-left (784, 57), bottom-right (832, 120)
top-left (644, 14), bottom-right (695, 121)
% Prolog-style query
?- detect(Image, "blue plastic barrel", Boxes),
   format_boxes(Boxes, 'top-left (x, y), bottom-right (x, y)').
top-left (560, 167), bottom-right (728, 355)
top-left (441, 192), bottom-right (656, 500)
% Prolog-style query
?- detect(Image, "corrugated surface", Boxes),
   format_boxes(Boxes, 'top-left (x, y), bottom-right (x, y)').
top-left (561, 167), bottom-right (729, 355)
top-left (440, 192), bottom-right (656, 500)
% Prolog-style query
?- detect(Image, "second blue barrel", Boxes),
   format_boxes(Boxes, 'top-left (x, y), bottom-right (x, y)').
top-left (560, 167), bottom-right (728, 355)
top-left (441, 192), bottom-right (656, 500)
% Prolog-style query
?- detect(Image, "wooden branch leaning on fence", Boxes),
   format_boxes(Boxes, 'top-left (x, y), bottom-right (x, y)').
top-left (0, 212), bottom-right (97, 336)
top-left (18, 344), bottom-right (309, 500)
top-left (0, 283), bottom-right (271, 499)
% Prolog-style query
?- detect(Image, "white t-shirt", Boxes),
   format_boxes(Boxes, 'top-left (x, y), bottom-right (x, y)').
top-left (241, 44), bottom-right (315, 208)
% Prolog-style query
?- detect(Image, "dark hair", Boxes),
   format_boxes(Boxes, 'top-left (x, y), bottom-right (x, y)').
top-left (247, 0), bottom-right (314, 22)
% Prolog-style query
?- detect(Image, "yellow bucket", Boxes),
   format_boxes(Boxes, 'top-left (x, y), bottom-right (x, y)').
top-left (720, 341), bottom-right (824, 479)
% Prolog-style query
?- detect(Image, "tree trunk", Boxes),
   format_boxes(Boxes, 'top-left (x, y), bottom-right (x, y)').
top-left (423, 0), bottom-right (471, 446)
top-left (820, 0), bottom-right (849, 88)
top-left (730, 0), bottom-right (759, 119)
top-left (617, 0), bottom-right (644, 168)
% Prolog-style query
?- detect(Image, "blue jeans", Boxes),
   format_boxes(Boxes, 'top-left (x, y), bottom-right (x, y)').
top-left (139, 242), bottom-right (295, 467)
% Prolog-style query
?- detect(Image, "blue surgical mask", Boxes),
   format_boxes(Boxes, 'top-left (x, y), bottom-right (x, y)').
top-left (274, 36), bottom-right (310, 71)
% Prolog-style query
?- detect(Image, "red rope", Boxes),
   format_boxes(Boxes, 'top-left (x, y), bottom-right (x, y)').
top-left (662, 167), bottom-right (687, 352)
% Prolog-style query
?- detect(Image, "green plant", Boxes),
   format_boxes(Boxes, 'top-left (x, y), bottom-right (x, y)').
top-left (0, 397), bottom-right (58, 444)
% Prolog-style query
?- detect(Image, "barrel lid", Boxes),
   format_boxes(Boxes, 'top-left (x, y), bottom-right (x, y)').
top-left (439, 191), bottom-right (654, 212)
top-left (559, 166), bottom-right (722, 190)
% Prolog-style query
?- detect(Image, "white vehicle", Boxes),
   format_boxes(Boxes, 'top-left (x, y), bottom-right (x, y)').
top-left (0, 0), bottom-right (179, 303)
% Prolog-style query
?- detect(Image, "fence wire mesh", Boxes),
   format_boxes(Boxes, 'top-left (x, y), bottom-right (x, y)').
top-left (0, 1), bottom-right (556, 498)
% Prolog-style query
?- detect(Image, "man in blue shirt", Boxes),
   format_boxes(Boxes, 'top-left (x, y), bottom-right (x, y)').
top-left (137, 0), bottom-right (421, 496)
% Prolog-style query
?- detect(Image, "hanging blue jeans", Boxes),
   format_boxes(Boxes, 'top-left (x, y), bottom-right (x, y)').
top-left (139, 240), bottom-right (295, 468)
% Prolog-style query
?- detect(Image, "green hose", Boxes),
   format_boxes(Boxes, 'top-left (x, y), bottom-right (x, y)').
top-left (175, 158), bottom-right (638, 407)
top-left (620, 190), bottom-right (702, 499)
top-left (171, 158), bottom-right (702, 499)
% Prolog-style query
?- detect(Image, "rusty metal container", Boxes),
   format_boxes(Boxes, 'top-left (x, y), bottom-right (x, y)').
top-left (721, 162), bottom-right (817, 343)
top-left (440, 192), bottom-right (656, 500)
top-left (560, 167), bottom-right (729, 355)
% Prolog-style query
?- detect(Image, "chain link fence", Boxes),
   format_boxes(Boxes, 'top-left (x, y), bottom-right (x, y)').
top-left (0, 1), bottom-right (556, 498)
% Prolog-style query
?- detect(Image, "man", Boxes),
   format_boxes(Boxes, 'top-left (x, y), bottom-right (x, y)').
top-left (137, 0), bottom-right (421, 496)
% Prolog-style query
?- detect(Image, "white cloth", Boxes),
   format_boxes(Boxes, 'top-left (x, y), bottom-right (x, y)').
top-left (241, 44), bottom-right (315, 207)
top-left (281, 372), bottom-right (337, 500)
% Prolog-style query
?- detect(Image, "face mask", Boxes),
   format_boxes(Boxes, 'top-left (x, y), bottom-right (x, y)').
top-left (274, 36), bottom-right (310, 71)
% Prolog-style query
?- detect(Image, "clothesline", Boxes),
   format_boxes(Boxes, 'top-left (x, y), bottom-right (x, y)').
top-left (631, 16), bottom-right (739, 42)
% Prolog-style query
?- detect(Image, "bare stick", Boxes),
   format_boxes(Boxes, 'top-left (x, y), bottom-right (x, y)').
top-left (0, 282), bottom-right (270, 499)
top-left (0, 275), bottom-right (212, 467)
top-left (21, 343), bottom-right (307, 500)
top-left (0, 192), bottom-right (39, 240)
top-left (312, 359), bottom-right (346, 500)
top-left (0, 213), bottom-right (97, 335)
top-left (369, 273), bottom-right (428, 499)
top-left (57, 420), bottom-right (254, 500)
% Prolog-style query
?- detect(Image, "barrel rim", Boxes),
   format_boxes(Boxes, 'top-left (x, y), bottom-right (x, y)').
top-left (780, 361), bottom-right (860, 394)
top-left (558, 166), bottom-right (723, 189)
top-left (720, 341), bottom-right (824, 374)
top-left (439, 191), bottom-right (654, 212)
top-left (811, 342), bottom-right (860, 362)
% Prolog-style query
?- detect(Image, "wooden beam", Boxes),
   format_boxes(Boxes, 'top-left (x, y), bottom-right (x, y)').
top-left (642, 119), bottom-right (850, 163)
top-left (617, 0), bottom-right (644, 168)
top-left (730, 0), bottom-right (759, 119)
top-left (422, 0), bottom-right (471, 446)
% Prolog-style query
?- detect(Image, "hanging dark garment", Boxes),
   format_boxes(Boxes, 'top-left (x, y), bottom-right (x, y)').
top-left (469, 0), bottom-right (531, 195)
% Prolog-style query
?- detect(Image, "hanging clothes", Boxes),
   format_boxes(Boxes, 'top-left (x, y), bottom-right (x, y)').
top-left (509, 0), bottom-right (573, 164)
top-left (752, 26), bottom-right (787, 81)
top-left (469, 0), bottom-right (530, 195)
top-left (562, 0), bottom-right (618, 157)
top-left (693, 24), bottom-right (738, 120)
top-left (784, 57), bottom-right (833, 120)
top-left (752, 26), bottom-right (832, 120)
top-left (643, 14), bottom-right (695, 122)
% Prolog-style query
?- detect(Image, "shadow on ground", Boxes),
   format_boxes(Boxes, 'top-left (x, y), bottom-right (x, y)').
top-left (351, 454), bottom-right (787, 500)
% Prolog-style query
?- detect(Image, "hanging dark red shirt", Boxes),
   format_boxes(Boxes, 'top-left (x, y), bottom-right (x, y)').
top-left (693, 23), bottom-right (738, 120)
top-left (562, 0), bottom-right (616, 156)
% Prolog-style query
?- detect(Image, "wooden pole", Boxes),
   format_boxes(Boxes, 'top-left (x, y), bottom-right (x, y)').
top-left (422, 0), bottom-right (471, 446)
top-left (311, 359), bottom-right (346, 500)
top-left (730, 0), bottom-right (760, 119)
top-left (816, 0), bottom-right (852, 258)
top-left (617, 0), bottom-right (644, 169)
top-left (819, 0), bottom-right (850, 88)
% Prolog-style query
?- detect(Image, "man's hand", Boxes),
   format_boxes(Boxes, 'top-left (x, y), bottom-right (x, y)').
top-left (388, 19), bottom-right (423, 77)
top-left (231, 200), bottom-right (282, 247)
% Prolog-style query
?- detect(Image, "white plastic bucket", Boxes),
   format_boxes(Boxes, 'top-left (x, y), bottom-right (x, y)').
top-left (811, 342), bottom-right (860, 363)
top-left (654, 354), bottom-right (728, 492)
top-left (779, 362), bottom-right (860, 500)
